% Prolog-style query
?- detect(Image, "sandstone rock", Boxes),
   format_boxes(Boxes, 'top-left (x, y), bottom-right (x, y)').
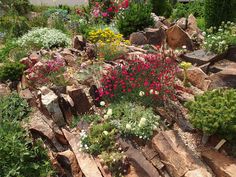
top-left (227, 46), bottom-right (236, 60)
top-left (181, 49), bottom-right (220, 66)
top-left (62, 128), bottom-right (103, 177)
top-left (66, 85), bottom-right (91, 115)
top-left (178, 67), bottom-right (211, 91)
top-left (201, 148), bottom-right (236, 177)
top-left (129, 32), bottom-right (148, 46)
top-left (119, 138), bottom-right (160, 177)
top-left (144, 28), bottom-right (166, 45)
top-left (73, 35), bottom-right (86, 51)
top-left (19, 89), bottom-right (36, 106)
top-left (29, 110), bottom-right (65, 151)
top-left (59, 94), bottom-right (73, 125)
top-left (187, 14), bottom-right (200, 36)
top-left (62, 53), bottom-right (77, 67)
top-left (0, 83), bottom-right (10, 96)
top-left (40, 86), bottom-right (66, 126)
top-left (166, 25), bottom-right (194, 51)
top-left (151, 13), bottom-right (169, 29)
top-left (177, 17), bottom-right (188, 30)
top-left (152, 130), bottom-right (212, 177)
top-left (85, 43), bottom-right (97, 59)
top-left (209, 69), bottom-right (236, 89)
top-left (57, 150), bottom-right (81, 177)
top-left (209, 60), bottom-right (236, 73)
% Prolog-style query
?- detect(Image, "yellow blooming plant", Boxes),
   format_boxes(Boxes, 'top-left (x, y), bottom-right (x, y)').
top-left (179, 61), bottom-right (192, 87)
top-left (88, 28), bottom-right (129, 61)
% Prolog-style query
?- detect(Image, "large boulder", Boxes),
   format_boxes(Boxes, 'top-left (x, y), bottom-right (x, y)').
top-left (166, 25), bottom-right (194, 51)
top-left (66, 85), bottom-right (91, 115)
top-left (201, 148), bottom-right (236, 177)
top-left (180, 49), bottom-right (221, 66)
top-left (40, 86), bottom-right (66, 126)
top-left (209, 69), bottom-right (236, 89)
top-left (152, 130), bottom-right (212, 177)
top-left (72, 35), bottom-right (86, 51)
top-left (129, 32), bottom-right (148, 46)
top-left (144, 28), bottom-right (166, 45)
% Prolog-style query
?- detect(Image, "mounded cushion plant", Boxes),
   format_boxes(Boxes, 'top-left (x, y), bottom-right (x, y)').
top-left (0, 61), bottom-right (25, 82)
top-left (17, 28), bottom-right (71, 50)
top-left (116, 1), bottom-right (154, 37)
top-left (185, 89), bottom-right (236, 140)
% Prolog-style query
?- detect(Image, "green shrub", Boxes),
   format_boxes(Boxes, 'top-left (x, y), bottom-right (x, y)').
top-left (0, 61), bottom-right (25, 82)
top-left (109, 101), bottom-right (160, 139)
top-left (185, 89), bottom-right (236, 140)
top-left (17, 28), bottom-right (71, 50)
top-left (0, 15), bottom-right (30, 40)
top-left (0, 120), bottom-right (54, 177)
top-left (116, 2), bottom-right (154, 37)
top-left (171, 0), bottom-right (204, 20)
top-left (0, 0), bottom-right (31, 15)
top-left (0, 40), bottom-right (27, 62)
top-left (205, 0), bottom-right (234, 28)
top-left (196, 17), bottom-right (205, 30)
top-left (150, 0), bottom-right (173, 18)
top-left (80, 123), bottom-right (116, 155)
top-left (0, 92), bottom-right (30, 121)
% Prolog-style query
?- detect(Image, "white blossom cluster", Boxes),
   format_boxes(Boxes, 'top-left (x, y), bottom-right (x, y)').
top-left (17, 28), bottom-right (71, 49)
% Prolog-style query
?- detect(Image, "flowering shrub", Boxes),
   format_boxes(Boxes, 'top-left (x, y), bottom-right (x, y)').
top-left (26, 57), bottom-right (66, 87)
top-left (17, 28), bottom-right (70, 50)
top-left (88, 28), bottom-right (128, 60)
top-left (98, 53), bottom-right (177, 105)
top-left (89, 0), bottom-right (129, 23)
top-left (203, 21), bottom-right (236, 54)
top-left (109, 102), bottom-right (160, 139)
top-left (185, 89), bottom-right (236, 140)
top-left (88, 28), bottom-right (123, 43)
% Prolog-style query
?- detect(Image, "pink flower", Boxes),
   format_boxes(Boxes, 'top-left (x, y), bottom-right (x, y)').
top-left (102, 12), bottom-right (108, 17)
top-left (93, 9), bottom-right (100, 18)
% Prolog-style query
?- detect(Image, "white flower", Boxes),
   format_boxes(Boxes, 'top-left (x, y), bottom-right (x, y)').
top-left (154, 91), bottom-right (159, 95)
top-left (100, 101), bottom-right (105, 106)
top-left (182, 45), bottom-right (187, 49)
top-left (103, 131), bottom-right (109, 136)
top-left (139, 91), bottom-right (145, 97)
top-left (126, 123), bottom-right (132, 130)
top-left (202, 32), bottom-right (206, 36)
top-left (138, 117), bottom-right (146, 127)
top-left (149, 89), bottom-right (154, 94)
top-left (104, 114), bottom-right (109, 120)
top-left (107, 108), bottom-right (112, 116)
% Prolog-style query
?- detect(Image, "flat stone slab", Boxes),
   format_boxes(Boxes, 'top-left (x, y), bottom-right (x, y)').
top-left (210, 59), bottom-right (236, 73)
top-left (181, 50), bottom-right (221, 66)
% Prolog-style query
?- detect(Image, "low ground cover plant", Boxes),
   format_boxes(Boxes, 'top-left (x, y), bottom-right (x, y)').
top-left (185, 89), bottom-right (236, 140)
top-left (80, 123), bottom-right (117, 155)
top-left (17, 28), bottom-right (70, 50)
top-left (0, 93), bottom-right (54, 176)
top-left (203, 21), bottom-right (236, 54)
top-left (0, 120), bottom-right (54, 177)
top-left (109, 101), bottom-right (160, 139)
top-left (98, 53), bottom-right (177, 106)
top-left (0, 92), bottom-right (30, 121)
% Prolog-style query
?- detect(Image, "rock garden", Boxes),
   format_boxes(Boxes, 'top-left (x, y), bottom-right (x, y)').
top-left (0, 0), bottom-right (236, 177)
